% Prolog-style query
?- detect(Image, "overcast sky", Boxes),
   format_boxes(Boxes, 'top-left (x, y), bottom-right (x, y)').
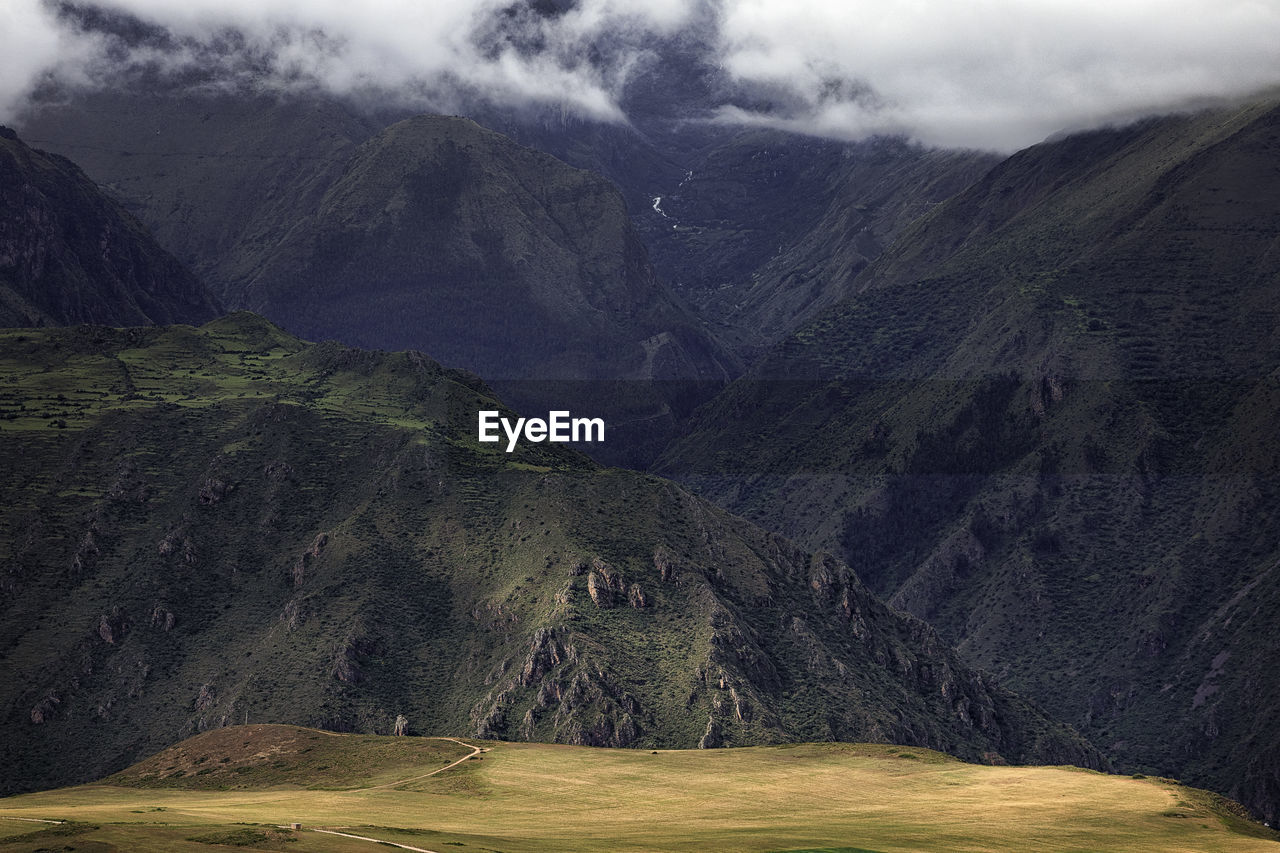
top-left (4, 0), bottom-right (1280, 150)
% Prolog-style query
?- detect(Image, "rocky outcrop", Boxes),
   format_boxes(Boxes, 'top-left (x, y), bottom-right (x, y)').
top-left (332, 632), bottom-right (382, 685)
top-left (291, 532), bottom-right (329, 587)
top-left (29, 692), bottom-right (60, 725)
top-left (279, 598), bottom-right (306, 631)
top-left (71, 526), bottom-right (100, 578)
top-left (197, 475), bottom-right (233, 506)
top-left (149, 605), bottom-right (176, 632)
top-left (587, 558), bottom-right (628, 609)
top-left (95, 608), bottom-right (128, 645)
top-left (194, 683), bottom-right (216, 712)
top-left (473, 624), bottom-right (643, 749)
top-left (158, 524), bottom-right (197, 564)
top-left (699, 715), bottom-right (723, 749)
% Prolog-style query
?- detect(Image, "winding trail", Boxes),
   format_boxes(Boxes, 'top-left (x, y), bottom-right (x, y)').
top-left (305, 737), bottom-right (488, 852)
top-left (364, 737), bottom-right (484, 791)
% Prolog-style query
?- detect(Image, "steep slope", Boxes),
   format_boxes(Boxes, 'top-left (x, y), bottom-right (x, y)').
top-left (0, 314), bottom-right (1100, 796)
top-left (19, 97), bottom-right (736, 465)
top-left (243, 115), bottom-right (731, 383)
top-left (633, 131), bottom-right (997, 357)
top-left (18, 87), bottom-right (995, 367)
top-left (17, 90), bottom-right (389, 298)
top-left (657, 97), bottom-right (1280, 820)
top-left (0, 126), bottom-right (219, 327)
top-left (19, 94), bottom-right (732, 385)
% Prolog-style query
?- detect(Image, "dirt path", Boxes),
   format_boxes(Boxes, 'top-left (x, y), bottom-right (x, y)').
top-left (363, 737), bottom-right (485, 791)
top-left (306, 737), bottom-right (489, 851)
top-left (312, 828), bottom-right (438, 852)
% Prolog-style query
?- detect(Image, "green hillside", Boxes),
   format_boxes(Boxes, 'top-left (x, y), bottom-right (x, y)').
top-left (0, 725), bottom-right (1273, 852)
top-left (656, 97), bottom-right (1280, 821)
top-left (0, 315), bottom-right (1098, 797)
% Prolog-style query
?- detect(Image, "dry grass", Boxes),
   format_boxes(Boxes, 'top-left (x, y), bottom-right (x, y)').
top-left (1, 728), bottom-right (1275, 852)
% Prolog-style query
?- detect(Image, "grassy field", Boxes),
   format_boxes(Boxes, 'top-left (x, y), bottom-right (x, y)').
top-left (0, 726), bottom-right (1274, 852)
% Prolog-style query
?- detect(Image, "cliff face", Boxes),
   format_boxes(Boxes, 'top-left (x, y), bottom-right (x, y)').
top-left (0, 315), bottom-right (1100, 795)
top-left (0, 127), bottom-right (219, 328)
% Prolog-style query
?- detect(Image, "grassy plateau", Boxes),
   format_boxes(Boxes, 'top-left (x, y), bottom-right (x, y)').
top-left (0, 725), bottom-right (1275, 852)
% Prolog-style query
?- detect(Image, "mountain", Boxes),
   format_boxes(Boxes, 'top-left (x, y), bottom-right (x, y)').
top-left (0, 126), bottom-right (219, 327)
top-left (243, 115), bottom-right (731, 382)
top-left (0, 314), bottom-right (1101, 795)
top-left (18, 94), bottom-right (738, 466)
top-left (18, 83), bottom-right (994, 368)
top-left (630, 131), bottom-right (997, 358)
top-left (656, 96), bottom-right (1280, 821)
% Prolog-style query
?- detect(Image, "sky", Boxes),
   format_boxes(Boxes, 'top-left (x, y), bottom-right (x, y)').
top-left (4, 0), bottom-right (1280, 150)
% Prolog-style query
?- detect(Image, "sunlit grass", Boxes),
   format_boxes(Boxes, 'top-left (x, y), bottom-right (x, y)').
top-left (0, 728), bottom-right (1274, 853)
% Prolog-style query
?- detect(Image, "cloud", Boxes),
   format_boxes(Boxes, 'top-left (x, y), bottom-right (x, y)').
top-left (0, 1), bottom-right (98, 121)
top-left (4, 0), bottom-right (1280, 150)
top-left (713, 0), bottom-right (1280, 149)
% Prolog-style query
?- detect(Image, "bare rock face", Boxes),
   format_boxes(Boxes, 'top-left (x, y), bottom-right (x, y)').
top-left (197, 476), bottom-right (232, 505)
top-left (96, 608), bottom-right (127, 644)
top-left (628, 583), bottom-right (648, 608)
top-left (394, 714), bottom-right (408, 736)
top-left (332, 633), bottom-right (382, 685)
top-left (106, 462), bottom-right (149, 504)
top-left (279, 598), bottom-right (305, 631)
top-left (521, 628), bottom-right (565, 686)
top-left (520, 708), bottom-right (537, 740)
top-left (586, 571), bottom-right (614, 608)
top-left (149, 604), bottom-right (176, 632)
top-left (699, 715), bottom-right (724, 749)
top-left (291, 532), bottom-right (330, 587)
top-left (587, 558), bottom-right (627, 608)
top-left (30, 692), bottom-right (60, 724)
top-left (471, 627), bottom-right (643, 750)
top-left (653, 548), bottom-right (678, 583)
top-left (262, 460), bottom-right (296, 483)
top-left (194, 683), bottom-right (216, 712)
top-left (71, 527), bottom-right (100, 577)
top-left (158, 524), bottom-right (196, 564)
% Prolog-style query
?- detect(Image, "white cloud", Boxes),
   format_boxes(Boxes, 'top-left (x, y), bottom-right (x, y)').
top-left (715, 0), bottom-right (1280, 149)
top-left (0, 0), bottom-right (98, 121)
top-left (4, 0), bottom-right (1279, 150)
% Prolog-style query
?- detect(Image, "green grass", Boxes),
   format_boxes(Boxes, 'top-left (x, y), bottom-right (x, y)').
top-left (0, 727), bottom-right (1274, 852)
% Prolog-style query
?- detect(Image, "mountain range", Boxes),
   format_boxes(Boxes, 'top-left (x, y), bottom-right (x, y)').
top-left (4, 10), bottom-right (1280, 824)
top-left (657, 95), bottom-right (1280, 822)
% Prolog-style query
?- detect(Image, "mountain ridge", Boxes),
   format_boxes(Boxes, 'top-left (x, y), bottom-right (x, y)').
top-left (0, 126), bottom-right (220, 328)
